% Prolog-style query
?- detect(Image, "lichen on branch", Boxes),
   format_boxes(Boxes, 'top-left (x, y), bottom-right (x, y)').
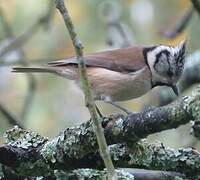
top-left (1, 84), bottom-right (200, 177)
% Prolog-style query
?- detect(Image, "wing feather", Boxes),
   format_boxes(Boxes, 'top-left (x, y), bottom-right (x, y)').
top-left (48, 46), bottom-right (147, 73)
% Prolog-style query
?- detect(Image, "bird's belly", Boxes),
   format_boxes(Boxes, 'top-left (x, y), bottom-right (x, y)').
top-left (91, 79), bottom-right (151, 102)
top-left (109, 80), bottom-right (151, 101)
top-left (75, 67), bottom-right (152, 102)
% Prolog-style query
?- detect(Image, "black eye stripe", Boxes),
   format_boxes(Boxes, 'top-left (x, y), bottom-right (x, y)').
top-left (143, 46), bottom-right (157, 66)
top-left (154, 50), bottom-right (170, 68)
top-left (156, 50), bottom-right (170, 59)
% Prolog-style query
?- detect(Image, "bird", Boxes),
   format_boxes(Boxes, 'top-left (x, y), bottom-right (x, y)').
top-left (13, 40), bottom-right (186, 115)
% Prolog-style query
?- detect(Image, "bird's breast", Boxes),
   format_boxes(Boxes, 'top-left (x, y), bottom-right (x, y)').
top-left (107, 79), bottom-right (152, 101)
top-left (84, 66), bottom-right (152, 102)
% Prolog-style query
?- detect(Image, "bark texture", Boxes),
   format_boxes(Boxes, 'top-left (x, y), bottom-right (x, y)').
top-left (0, 85), bottom-right (200, 178)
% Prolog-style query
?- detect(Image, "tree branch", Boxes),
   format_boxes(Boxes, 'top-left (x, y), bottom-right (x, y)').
top-left (0, 1), bottom-right (54, 58)
top-left (53, 168), bottom-right (185, 180)
top-left (0, 2), bottom-right (54, 122)
top-left (1, 83), bottom-right (200, 177)
top-left (78, 142), bottom-right (198, 178)
top-left (99, 1), bottom-right (133, 48)
top-left (54, 0), bottom-right (116, 179)
top-left (0, 127), bottom-right (198, 178)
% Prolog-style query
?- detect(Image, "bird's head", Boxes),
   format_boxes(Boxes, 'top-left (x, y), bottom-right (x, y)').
top-left (145, 40), bottom-right (186, 95)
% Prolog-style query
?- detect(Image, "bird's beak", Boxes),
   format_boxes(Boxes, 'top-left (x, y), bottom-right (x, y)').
top-left (171, 84), bottom-right (179, 96)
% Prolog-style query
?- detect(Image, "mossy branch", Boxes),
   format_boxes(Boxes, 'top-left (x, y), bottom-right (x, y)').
top-left (0, 84), bottom-right (200, 177)
top-left (0, 127), bottom-right (198, 178)
top-left (53, 168), bottom-right (185, 180)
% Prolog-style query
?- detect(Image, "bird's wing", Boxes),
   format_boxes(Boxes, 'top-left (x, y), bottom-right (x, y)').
top-left (48, 46), bottom-right (148, 73)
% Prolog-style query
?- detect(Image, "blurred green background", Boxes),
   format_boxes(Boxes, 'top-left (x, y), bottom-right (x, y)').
top-left (0, 0), bottom-right (199, 149)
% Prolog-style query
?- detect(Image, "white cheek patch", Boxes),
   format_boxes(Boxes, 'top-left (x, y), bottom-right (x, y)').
top-left (146, 46), bottom-right (171, 81)
top-left (147, 46), bottom-right (171, 69)
top-left (146, 42), bottom-right (185, 85)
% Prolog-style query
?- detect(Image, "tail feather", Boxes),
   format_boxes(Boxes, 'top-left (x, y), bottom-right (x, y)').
top-left (12, 67), bottom-right (56, 74)
top-left (12, 66), bottom-right (78, 80)
top-left (48, 58), bottom-right (76, 66)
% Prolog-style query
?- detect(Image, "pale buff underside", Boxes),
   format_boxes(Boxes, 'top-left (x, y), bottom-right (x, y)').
top-left (58, 66), bottom-right (152, 101)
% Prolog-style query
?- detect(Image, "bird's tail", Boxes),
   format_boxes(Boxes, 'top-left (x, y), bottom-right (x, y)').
top-left (12, 66), bottom-right (78, 80)
top-left (12, 67), bottom-right (57, 74)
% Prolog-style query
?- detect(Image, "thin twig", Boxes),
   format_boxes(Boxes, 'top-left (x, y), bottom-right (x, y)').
top-left (0, 6), bottom-right (27, 126)
top-left (54, 0), bottom-right (117, 179)
top-left (41, 1), bottom-right (54, 30)
top-left (0, 103), bottom-right (23, 128)
top-left (99, 1), bottom-right (132, 48)
top-left (161, 6), bottom-right (194, 38)
top-left (0, 2), bottom-right (54, 121)
top-left (0, 1), bottom-right (54, 58)
top-left (0, 21), bottom-right (41, 57)
top-left (19, 2), bottom-right (54, 121)
top-left (106, 22), bottom-right (132, 48)
top-left (0, 9), bottom-right (37, 122)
